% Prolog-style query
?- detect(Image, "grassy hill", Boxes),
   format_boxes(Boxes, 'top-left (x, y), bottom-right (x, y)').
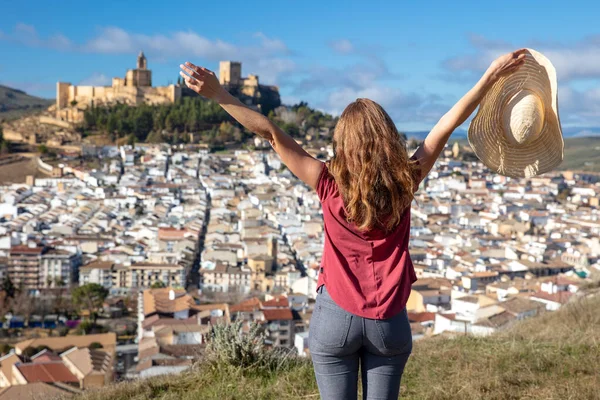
top-left (77, 292), bottom-right (600, 400)
top-left (560, 136), bottom-right (600, 171)
top-left (0, 85), bottom-right (53, 120)
top-left (452, 137), bottom-right (600, 172)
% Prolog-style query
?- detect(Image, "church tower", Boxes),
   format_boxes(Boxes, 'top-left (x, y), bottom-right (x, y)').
top-left (126, 51), bottom-right (152, 87)
top-left (137, 51), bottom-right (147, 70)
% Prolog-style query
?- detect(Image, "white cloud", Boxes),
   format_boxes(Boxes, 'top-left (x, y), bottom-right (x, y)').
top-left (329, 39), bottom-right (354, 54)
top-left (79, 73), bottom-right (111, 86)
top-left (253, 32), bottom-right (289, 54)
top-left (2, 22), bottom-right (74, 51)
top-left (443, 33), bottom-right (600, 82)
top-left (558, 86), bottom-right (600, 126)
top-left (0, 23), bottom-right (289, 63)
top-left (322, 86), bottom-right (445, 124)
top-left (81, 27), bottom-right (292, 65)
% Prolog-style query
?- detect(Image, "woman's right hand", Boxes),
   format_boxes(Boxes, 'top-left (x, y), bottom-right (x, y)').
top-left (486, 49), bottom-right (527, 82)
top-left (179, 62), bottom-right (226, 101)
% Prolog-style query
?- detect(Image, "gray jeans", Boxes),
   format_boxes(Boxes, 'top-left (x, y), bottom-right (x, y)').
top-left (309, 285), bottom-right (412, 400)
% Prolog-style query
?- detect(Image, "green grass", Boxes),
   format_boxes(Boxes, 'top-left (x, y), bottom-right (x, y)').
top-left (455, 137), bottom-right (600, 172)
top-left (77, 294), bottom-right (600, 400)
top-left (560, 137), bottom-right (600, 171)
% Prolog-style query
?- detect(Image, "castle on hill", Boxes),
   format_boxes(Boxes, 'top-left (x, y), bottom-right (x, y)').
top-left (55, 54), bottom-right (281, 124)
top-left (217, 61), bottom-right (281, 114)
top-left (56, 52), bottom-right (182, 123)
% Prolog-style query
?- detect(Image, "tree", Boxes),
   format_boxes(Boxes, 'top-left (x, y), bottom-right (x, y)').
top-left (127, 134), bottom-right (136, 147)
top-left (37, 144), bottom-right (49, 154)
top-left (0, 124), bottom-right (7, 155)
top-left (146, 130), bottom-right (164, 144)
top-left (71, 283), bottom-right (109, 323)
top-left (106, 114), bottom-right (118, 135)
top-left (150, 281), bottom-right (166, 289)
top-left (0, 343), bottom-right (13, 356)
top-left (1, 276), bottom-right (15, 298)
top-left (12, 290), bottom-right (35, 322)
top-left (133, 108), bottom-right (153, 140)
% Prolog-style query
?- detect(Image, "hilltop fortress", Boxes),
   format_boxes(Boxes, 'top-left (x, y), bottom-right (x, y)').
top-left (56, 52), bottom-right (182, 123)
top-left (217, 61), bottom-right (281, 114)
top-left (54, 54), bottom-right (281, 123)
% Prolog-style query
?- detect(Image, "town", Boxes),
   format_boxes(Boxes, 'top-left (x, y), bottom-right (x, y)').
top-left (0, 135), bottom-right (597, 397)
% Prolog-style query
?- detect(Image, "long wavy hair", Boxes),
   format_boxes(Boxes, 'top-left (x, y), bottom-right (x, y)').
top-left (328, 98), bottom-right (418, 232)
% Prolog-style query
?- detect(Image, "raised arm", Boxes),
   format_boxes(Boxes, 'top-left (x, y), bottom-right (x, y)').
top-left (180, 62), bottom-right (323, 190)
top-left (412, 49), bottom-right (528, 181)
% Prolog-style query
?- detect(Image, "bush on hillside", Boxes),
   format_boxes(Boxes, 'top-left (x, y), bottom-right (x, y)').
top-left (206, 320), bottom-right (301, 374)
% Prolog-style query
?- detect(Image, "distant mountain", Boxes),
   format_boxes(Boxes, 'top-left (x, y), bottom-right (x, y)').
top-left (406, 127), bottom-right (600, 140)
top-left (0, 85), bottom-right (53, 119)
top-left (562, 126), bottom-right (600, 138)
top-left (405, 130), bottom-right (467, 140)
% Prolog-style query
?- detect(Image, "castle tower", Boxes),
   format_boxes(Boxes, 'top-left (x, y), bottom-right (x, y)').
top-left (126, 51), bottom-right (152, 87)
top-left (137, 51), bottom-right (147, 70)
top-left (219, 61), bottom-right (242, 86)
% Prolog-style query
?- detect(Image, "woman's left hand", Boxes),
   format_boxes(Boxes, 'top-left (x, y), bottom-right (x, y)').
top-left (486, 49), bottom-right (527, 82)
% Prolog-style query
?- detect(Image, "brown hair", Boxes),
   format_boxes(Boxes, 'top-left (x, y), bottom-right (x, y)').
top-left (329, 98), bottom-right (417, 232)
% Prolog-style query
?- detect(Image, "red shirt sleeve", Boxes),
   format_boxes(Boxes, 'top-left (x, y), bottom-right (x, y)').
top-left (316, 162), bottom-right (336, 202)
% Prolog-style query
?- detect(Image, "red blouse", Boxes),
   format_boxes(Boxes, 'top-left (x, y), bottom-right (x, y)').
top-left (316, 162), bottom-right (418, 320)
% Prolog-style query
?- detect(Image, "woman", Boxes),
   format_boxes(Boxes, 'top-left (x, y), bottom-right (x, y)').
top-left (180, 48), bottom-right (526, 399)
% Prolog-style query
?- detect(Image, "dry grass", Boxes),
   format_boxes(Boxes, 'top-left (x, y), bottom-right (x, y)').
top-left (76, 294), bottom-right (600, 400)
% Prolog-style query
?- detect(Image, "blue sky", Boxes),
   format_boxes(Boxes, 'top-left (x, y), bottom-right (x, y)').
top-left (1, 0), bottom-right (600, 131)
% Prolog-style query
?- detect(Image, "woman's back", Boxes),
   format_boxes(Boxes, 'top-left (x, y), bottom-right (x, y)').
top-left (316, 162), bottom-right (417, 320)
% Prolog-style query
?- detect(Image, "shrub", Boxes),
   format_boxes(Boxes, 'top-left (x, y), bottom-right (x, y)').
top-left (206, 320), bottom-right (300, 374)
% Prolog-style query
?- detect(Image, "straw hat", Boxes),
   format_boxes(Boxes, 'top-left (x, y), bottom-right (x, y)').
top-left (468, 48), bottom-right (564, 178)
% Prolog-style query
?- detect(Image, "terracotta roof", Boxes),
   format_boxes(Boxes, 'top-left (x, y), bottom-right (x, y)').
top-left (142, 315), bottom-right (197, 330)
top-left (143, 288), bottom-right (192, 316)
top-left (437, 313), bottom-right (457, 321)
top-left (31, 350), bottom-right (62, 363)
top-left (262, 296), bottom-right (289, 308)
top-left (16, 361), bottom-right (79, 384)
top-left (80, 261), bottom-right (114, 271)
top-left (0, 382), bottom-right (77, 399)
top-left (158, 228), bottom-right (190, 241)
top-left (229, 297), bottom-right (262, 313)
top-left (531, 291), bottom-right (575, 304)
top-left (262, 308), bottom-right (293, 321)
top-left (407, 312), bottom-right (435, 323)
top-left (10, 245), bottom-right (45, 255)
top-left (470, 271), bottom-right (499, 278)
top-left (15, 333), bottom-right (117, 355)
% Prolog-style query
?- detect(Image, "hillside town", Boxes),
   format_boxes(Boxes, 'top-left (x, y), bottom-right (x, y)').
top-left (0, 140), bottom-right (598, 398)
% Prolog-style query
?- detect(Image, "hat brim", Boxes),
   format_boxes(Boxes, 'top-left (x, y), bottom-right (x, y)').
top-left (468, 49), bottom-right (564, 178)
